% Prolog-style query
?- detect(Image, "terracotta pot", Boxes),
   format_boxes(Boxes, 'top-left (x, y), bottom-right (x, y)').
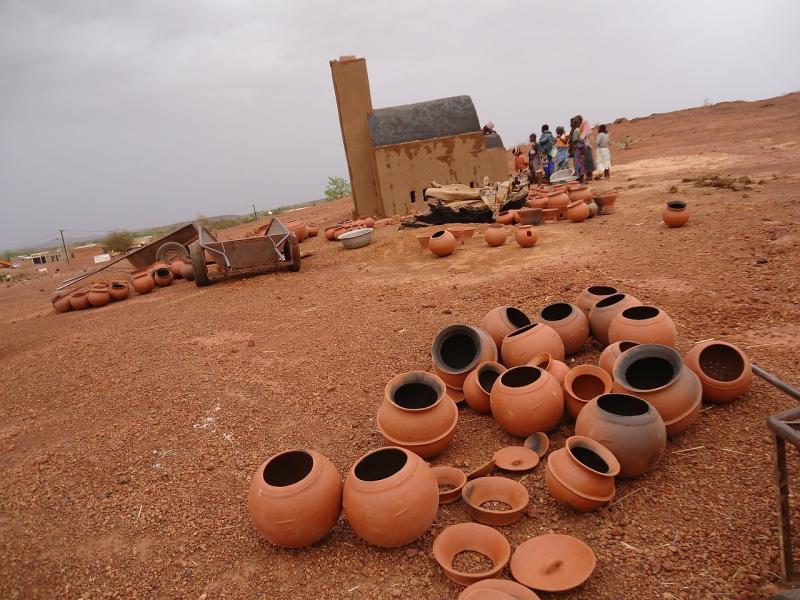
top-left (131, 270), bottom-right (156, 294)
top-left (526, 352), bottom-right (569, 385)
top-left (180, 261), bottom-right (195, 281)
top-left (87, 285), bottom-right (110, 308)
top-left (575, 286), bottom-right (619, 318)
top-left (432, 325), bottom-right (498, 390)
top-left (289, 222), bottom-right (308, 242)
top-left (684, 340), bottom-right (752, 403)
top-left (549, 184), bottom-right (566, 193)
top-left (566, 200), bottom-right (590, 223)
top-left (432, 466), bottom-right (467, 504)
top-left (564, 365), bottom-right (613, 419)
top-left (663, 200), bottom-right (689, 228)
top-left (108, 281), bottom-right (130, 302)
top-left (362, 216), bottom-right (376, 228)
top-left (248, 449), bottom-right (342, 548)
top-left (490, 366), bottom-right (564, 436)
top-left (324, 227), bottom-right (337, 241)
top-left (566, 181), bottom-right (582, 192)
top-left (333, 225), bottom-right (349, 240)
top-left (463, 361), bottom-right (506, 413)
top-left (612, 344), bottom-right (702, 436)
top-left (307, 224), bottom-right (319, 237)
top-left (535, 302), bottom-right (589, 356)
top-left (547, 191), bottom-right (569, 209)
top-left (433, 522), bottom-right (510, 586)
top-left (510, 534), bottom-right (596, 592)
top-left (568, 185), bottom-right (592, 203)
top-left (531, 195), bottom-right (548, 209)
top-left (540, 207), bottom-right (559, 223)
top-left (52, 292), bottom-right (73, 313)
top-left (376, 371), bottom-right (458, 458)
top-left (495, 211), bottom-right (514, 225)
top-left (344, 447), bottom-right (438, 547)
top-left (416, 233), bottom-right (432, 249)
top-left (170, 260), bottom-right (184, 279)
top-left (479, 306), bottom-right (532, 351)
top-left (448, 226), bottom-right (476, 243)
top-left (587, 199), bottom-right (599, 218)
top-left (458, 579), bottom-right (538, 600)
top-left (575, 393), bottom-right (666, 478)
top-left (524, 432), bottom-right (550, 457)
top-left (544, 435), bottom-right (620, 512)
top-left (588, 293), bottom-right (642, 347)
top-left (462, 476), bottom-right (529, 526)
top-left (153, 267), bottom-right (174, 287)
top-left (429, 230), bottom-right (457, 257)
top-left (515, 225), bottom-right (537, 248)
top-left (447, 386), bottom-right (465, 404)
top-left (147, 261), bottom-right (169, 276)
top-left (501, 323), bottom-right (565, 366)
top-left (598, 340), bottom-right (639, 375)
top-left (608, 305), bottom-right (678, 347)
top-left (484, 224), bottom-right (507, 247)
top-left (600, 191), bottom-right (618, 212)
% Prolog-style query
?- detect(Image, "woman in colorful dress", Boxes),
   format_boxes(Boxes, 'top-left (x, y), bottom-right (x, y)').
top-left (554, 126), bottom-right (570, 172)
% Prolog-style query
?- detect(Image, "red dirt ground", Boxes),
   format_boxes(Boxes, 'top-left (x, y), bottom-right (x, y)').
top-left (1, 93), bottom-right (799, 600)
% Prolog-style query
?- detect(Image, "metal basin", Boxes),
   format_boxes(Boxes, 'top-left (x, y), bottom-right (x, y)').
top-left (338, 227), bottom-right (374, 249)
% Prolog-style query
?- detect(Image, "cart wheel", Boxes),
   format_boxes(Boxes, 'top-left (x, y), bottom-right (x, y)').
top-left (287, 233), bottom-right (301, 272)
top-left (189, 242), bottom-right (210, 287)
top-left (156, 241), bottom-right (189, 263)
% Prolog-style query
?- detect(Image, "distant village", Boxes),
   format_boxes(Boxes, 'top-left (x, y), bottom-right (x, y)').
top-left (0, 235), bottom-right (154, 271)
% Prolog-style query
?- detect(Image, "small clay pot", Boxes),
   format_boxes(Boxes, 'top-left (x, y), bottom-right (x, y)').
top-left (289, 222), bottom-right (308, 242)
top-left (484, 224), bottom-right (507, 247)
top-left (153, 267), bottom-right (174, 287)
top-left (458, 579), bottom-right (539, 600)
top-left (526, 352), bottom-right (569, 385)
top-left (575, 286), bottom-right (619, 318)
top-left (324, 227), bottom-right (337, 241)
top-left (608, 305), bottom-right (678, 347)
top-left (496, 211), bottom-right (515, 225)
top-left (547, 191), bottom-right (569, 209)
top-left (179, 261), bottom-right (195, 281)
top-left (566, 200), bottom-right (590, 223)
top-left (87, 285), bottom-right (110, 308)
top-left (510, 534), bottom-right (596, 592)
top-left (515, 225), bottom-right (537, 248)
top-left (416, 233), bottom-right (432, 249)
top-left (108, 281), bottom-right (130, 302)
top-left (463, 361), bottom-right (507, 413)
top-left (429, 230), bottom-right (457, 257)
top-left (530, 195), bottom-right (549, 209)
top-left (147, 261), bottom-right (169, 276)
top-left (588, 293), bottom-right (642, 347)
top-left (131, 270), bottom-right (156, 294)
top-left (433, 522), bottom-right (511, 586)
top-left (52, 292), bottom-right (73, 313)
top-left (600, 192), bottom-right (618, 214)
top-left (462, 476), bottom-right (529, 526)
top-left (490, 366), bottom-right (564, 436)
top-left (333, 225), bottom-right (350, 239)
top-left (170, 260), bottom-right (184, 279)
top-left (493, 446), bottom-right (539, 471)
top-left (535, 302), bottom-right (589, 356)
top-left (432, 324), bottom-right (498, 390)
top-left (540, 207), bottom-right (559, 223)
top-left (432, 466), bottom-right (467, 504)
top-left (344, 447), bottom-right (438, 547)
top-left (362, 217), bottom-right (376, 229)
top-left (663, 200), bottom-right (689, 228)
top-left (307, 224), bottom-right (320, 237)
top-left (448, 226), bottom-right (476, 243)
top-left (479, 306), bottom-right (532, 351)
top-left (598, 340), bottom-right (639, 375)
top-left (544, 435), bottom-right (620, 512)
top-left (564, 365), bottom-right (613, 419)
top-left (684, 340), bottom-right (752, 403)
top-left (568, 185), bottom-right (592, 203)
top-left (501, 323), bottom-right (565, 366)
top-left (248, 449), bottom-right (342, 548)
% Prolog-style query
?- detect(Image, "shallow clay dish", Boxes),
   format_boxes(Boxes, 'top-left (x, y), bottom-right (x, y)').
top-left (433, 466), bottom-right (467, 504)
top-left (462, 476), bottom-right (529, 526)
top-left (493, 446), bottom-right (540, 471)
top-left (467, 459), bottom-right (496, 480)
top-left (523, 432), bottom-right (550, 457)
top-left (459, 589), bottom-right (515, 600)
top-left (510, 534), bottom-right (596, 592)
top-left (458, 579), bottom-right (540, 600)
top-left (433, 522), bottom-right (511, 586)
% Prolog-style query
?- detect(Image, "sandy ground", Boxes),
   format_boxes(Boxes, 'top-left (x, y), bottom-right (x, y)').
top-left (1, 93), bottom-right (800, 600)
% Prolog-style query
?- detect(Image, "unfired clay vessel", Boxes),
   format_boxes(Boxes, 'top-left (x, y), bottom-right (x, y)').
top-left (462, 476), bottom-right (529, 526)
top-left (515, 225), bottom-right (537, 248)
top-left (463, 361), bottom-right (506, 413)
top-left (684, 340), bottom-right (752, 403)
top-left (132, 270), bottom-right (156, 294)
top-left (575, 285), bottom-right (618, 317)
top-left (588, 293), bottom-right (642, 347)
top-left (432, 325), bottom-right (498, 390)
top-left (564, 365), bottom-right (613, 419)
top-left (480, 306), bottom-right (532, 351)
top-left (490, 366), bottom-right (564, 436)
top-left (663, 200), bottom-right (689, 228)
top-left (544, 436), bottom-right (620, 512)
top-left (598, 340), bottom-right (639, 375)
top-left (501, 323), bottom-right (565, 366)
top-left (485, 224), bottom-right (507, 247)
top-left (433, 522), bottom-right (510, 586)
top-left (108, 281), bottom-right (130, 302)
top-left (608, 305), bottom-right (678, 347)
top-left (430, 230), bottom-right (457, 257)
top-left (535, 302), bottom-right (589, 356)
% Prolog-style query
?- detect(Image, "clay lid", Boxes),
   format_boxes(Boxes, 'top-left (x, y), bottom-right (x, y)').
top-left (432, 466), bottom-right (467, 504)
top-left (493, 446), bottom-right (539, 471)
top-left (510, 534), bottom-right (596, 592)
top-left (458, 579), bottom-right (540, 600)
top-left (523, 433), bottom-right (549, 457)
top-left (467, 459), bottom-right (496, 480)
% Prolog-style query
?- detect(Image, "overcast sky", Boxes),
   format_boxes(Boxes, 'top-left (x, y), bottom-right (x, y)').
top-left (1, 0), bottom-right (799, 250)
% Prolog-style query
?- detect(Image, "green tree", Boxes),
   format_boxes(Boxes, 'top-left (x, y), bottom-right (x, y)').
top-left (324, 176), bottom-right (351, 200)
top-left (102, 229), bottom-right (134, 252)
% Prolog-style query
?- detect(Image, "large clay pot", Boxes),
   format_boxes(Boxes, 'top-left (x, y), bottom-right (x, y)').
top-left (180, 261), bottom-right (195, 281)
top-left (463, 361), bottom-right (506, 413)
top-left (598, 340), bottom-right (639, 375)
top-left (307, 224), bottom-right (320, 237)
top-left (544, 435), bottom-right (620, 512)
top-left (684, 340), bottom-right (752, 403)
top-left (484, 224), bottom-right (507, 247)
top-left (248, 449), bottom-right (342, 548)
top-left (501, 323), bottom-right (565, 366)
top-left (153, 267), bottom-right (174, 287)
top-left (52, 292), bottom-right (73, 313)
top-left (527, 352), bottom-right (570, 385)
top-left (564, 365), bottom-right (613, 419)
top-left (531, 195), bottom-right (548, 209)
top-left (108, 281), bottom-right (130, 302)
top-left (479, 306), bottom-right (532, 352)
top-left (490, 366), bottom-right (564, 436)
top-left (376, 371), bottom-right (458, 458)
top-left (429, 230), bottom-right (457, 257)
top-left (432, 325), bottom-right (497, 390)
top-left (515, 225), bottom-right (537, 248)
top-left (566, 200), bottom-right (590, 223)
top-left (612, 344), bottom-right (702, 436)
top-left (170, 260), bottom-right (184, 279)
top-left (663, 200), bottom-right (689, 228)
top-left (496, 211), bottom-right (515, 225)
top-left (87, 284), bottom-right (110, 308)
top-left (575, 393), bottom-right (666, 477)
top-left (547, 191), bottom-right (569, 209)
top-left (343, 447), bottom-right (438, 547)
top-left (608, 305), bottom-right (678, 347)
top-left (588, 293), bottom-right (642, 347)
top-left (568, 185), bottom-right (592, 203)
top-left (132, 270), bottom-right (156, 294)
top-left (535, 302), bottom-right (589, 356)
top-left (575, 285), bottom-right (618, 317)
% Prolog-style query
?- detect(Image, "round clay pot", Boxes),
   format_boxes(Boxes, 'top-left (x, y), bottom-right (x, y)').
top-left (153, 267), bottom-right (174, 287)
top-left (479, 306), bottom-right (532, 351)
top-left (547, 191), bottom-right (569, 209)
top-left (566, 200), bottom-right (590, 223)
top-left (527, 352), bottom-right (569, 385)
top-left (515, 225), bottom-right (537, 248)
top-left (108, 281), bottom-right (130, 302)
top-left (458, 579), bottom-right (539, 600)
top-left (684, 340), bottom-right (752, 403)
top-left (179, 261), bottom-right (195, 281)
top-left (52, 292), bottom-right (73, 313)
top-left (87, 285), bottom-right (110, 308)
top-left (324, 227), bottom-right (337, 241)
top-left (531, 195), bottom-right (548, 209)
top-left (598, 340), bottom-right (639, 375)
top-left (432, 466), bottom-right (467, 504)
top-left (568, 185), bottom-right (592, 203)
top-left (433, 522), bottom-right (511, 586)
top-left (496, 211), bottom-right (514, 225)
top-left (362, 217), bottom-right (376, 229)
top-left (333, 225), bottom-right (349, 240)
top-left (248, 449), bottom-right (342, 548)
top-left (131, 270), bottom-right (156, 294)
top-left (307, 224), bottom-right (320, 237)
top-left (377, 371), bottom-right (458, 458)
top-left (588, 293), bottom-right (642, 347)
top-left (484, 224), bottom-right (507, 247)
top-left (575, 393), bottom-right (666, 477)
top-left (575, 285), bottom-right (618, 317)
top-left (564, 365), bottom-right (613, 419)
top-left (344, 447), bottom-right (438, 547)
top-left (170, 260), bottom-right (184, 279)
top-left (147, 261), bottom-right (169, 276)
top-left (462, 476), bottom-right (529, 526)
top-left (289, 222), bottom-right (308, 242)
top-left (429, 230), bottom-right (457, 257)
top-left (544, 435), bottom-right (620, 512)
top-left (490, 366), bottom-right (564, 436)
top-left (535, 302), bottom-right (589, 356)
top-left (600, 192), bottom-right (618, 214)
top-left (608, 305), bottom-right (678, 347)
top-left (463, 361), bottom-right (506, 413)
top-left (663, 200), bottom-right (689, 228)
top-left (432, 325), bottom-right (498, 390)
top-left (612, 344), bottom-right (702, 436)
top-left (510, 534), bottom-right (596, 592)
top-left (501, 323), bottom-right (565, 366)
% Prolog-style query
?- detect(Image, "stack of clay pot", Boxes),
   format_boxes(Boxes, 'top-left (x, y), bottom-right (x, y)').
top-left (54, 280), bottom-right (133, 313)
top-left (324, 216), bottom-right (377, 241)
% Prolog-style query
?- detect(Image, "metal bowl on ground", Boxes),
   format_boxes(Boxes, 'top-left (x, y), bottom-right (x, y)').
top-left (338, 227), bottom-right (374, 249)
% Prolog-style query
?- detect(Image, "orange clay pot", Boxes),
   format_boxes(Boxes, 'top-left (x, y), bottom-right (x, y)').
top-left (362, 217), bottom-right (376, 228)
top-left (598, 340), bottom-right (640, 375)
top-left (153, 267), bottom-right (174, 287)
top-left (432, 325), bottom-right (498, 390)
top-left (108, 281), bottom-right (130, 302)
top-left (490, 366), bottom-right (564, 436)
top-left (663, 200), bottom-right (689, 227)
top-left (527, 352), bottom-right (570, 385)
top-left (515, 225), bottom-right (537, 248)
top-left (531, 195), bottom-right (549, 209)
top-left (547, 191), bottom-right (569, 209)
top-left (600, 191), bottom-right (618, 214)
top-left (612, 344), bottom-right (702, 436)
top-left (461, 476), bottom-right (529, 526)
top-left (343, 447), bottom-right (438, 547)
top-left (131, 270), bottom-right (156, 294)
top-left (588, 293), bottom-right (642, 347)
top-left (52, 292), bottom-right (73, 313)
top-left (484, 224), bottom-right (507, 247)
top-left (463, 361), bottom-right (506, 413)
top-left (566, 200), bottom-right (590, 223)
top-left (575, 285), bottom-right (619, 318)
top-left (535, 302), bottom-right (589, 356)
top-left (568, 185), bottom-right (592, 203)
top-left (501, 323), bottom-right (565, 366)
top-left (288, 222), bottom-right (308, 242)
top-left (458, 580), bottom-right (538, 600)
top-left (180, 261), bottom-right (195, 281)
top-left (479, 306), bottom-right (532, 352)
top-left (170, 260), bottom-right (184, 279)
top-left (429, 230), bottom-right (457, 257)
top-left (307, 224), bottom-right (320, 237)
top-left (544, 435), bottom-right (620, 512)
top-left (564, 365), bottom-right (613, 419)
top-left (87, 284), bottom-right (110, 308)
top-left (332, 225), bottom-right (349, 239)
top-left (495, 211), bottom-right (515, 225)
top-left (324, 227), bottom-right (337, 241)
top-left (433, 522), bottom-right (511, 586)
top-left (608, 305), bottom-right (678, 347)
top-left (684, 340), bottom-right (752, 403)
top-left (248, 449), bottom-right (342, 548)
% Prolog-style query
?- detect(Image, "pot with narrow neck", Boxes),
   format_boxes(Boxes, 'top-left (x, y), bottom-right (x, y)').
top-left (663, 200), bottom-right (689, 228)
top-left (544, 435), bottom-right (620, 512)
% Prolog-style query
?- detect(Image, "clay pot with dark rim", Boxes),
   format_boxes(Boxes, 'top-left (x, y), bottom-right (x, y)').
top-left (153, 267), bottom-right (174, 287)
top-left (462, 476), bottom-right (529, 526)
top-left (458, 579), bottom-right (539, 600)
top-left (429, 230), bottom-right (457, 257)
top-left (52, 292), bottom-right (73, 313)
top-left (663, 200), bottom-right (689, 228)
top-left (588, 293), bottom-right (642, 347)
top-left (608, 305), bottom-right (678, 347)
top-left (684, 340), bottom-right (752, 403)
top-left (575, 285), bottom-right (618, 318)
top-left (510, 534), bottom-right (596, 592)
top-left (432, 466), bottom-right (467, 504)
top-left (433, 522), bottom-right (511, 586)
top-left (575, 393), bottom-right (666, 477)
top-left (526, 352), bottom-right (569, 385)
top-left (612, 344), bottom-right (702, 436)
top-left (535, 302), bottom-right (589, 356)
top-left (344, 447), bottom-right (438, 547)
top-left (87, 284), bottom-right (110, 308)
top-left (248, 449), bottom-right (342, 548)
top-left (515, 225), bottom-right (537, 248)
top-left (568, 185), bottom-right (592, 203)
top-left (564, 365), bottom-right (613, 419)
top-left (463, 361), bottom-right (506, 413)
top-left (544, 435), bottom-right (620, 512)
top-left (108, 281), bottom-right (130, 302)
top-left (131, 270), bottom-right (156, 294)
top-left (170, 260), bottom-right (184, 279)
top-left (490, 366), bottom-right (564, 436)
top-left (376, 371), bottom-right (458, 458)
top-left (484, 224), bottom-right (507, 247)
top-left (496, 211), bottom-right (515, 225)
top-left (598, 340), bottom-right (639, 375)
top-left (307, 224), bottom-right (320, 237)
top-left (432, 324), bottom-right (498, 390)
top-left (501, 323), bottom-right (565, 366)
top-left (147, 261), bottom-right (169, 276)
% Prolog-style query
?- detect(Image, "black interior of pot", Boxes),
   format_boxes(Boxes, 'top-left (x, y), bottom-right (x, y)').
top-left (622, 306), bottom-right (659, 320)
top-left (431, 230), bottom-right (446, 239)
top-left (439, 331), bottom-right (478, 370)
top-left (264, 450), bottom-right (313, 486)
top-left (501, 366), bottom-right (541, 388)
top-left (355, 448), bottom-right (408, 481)
top-left (625, 356), bottom-right (675, 390)
top-left (541, 302), bottom-right (573, 322)
top-left (155, 267), bottom-right (171, 277)
top-left (507, 323), bottom-right (538, 338)
top-left (393, 382), bottom-right (438, 409)
top-left (598, 393), bottom-right (649, 417)
top-left (667, 200), bottom-right (687, 210)
top-left (478, 367), bottom-right (501, 393)
top-left (699, 344), bottom-right (745, 381)
top-left (588, 285), bottom-right (617, 296)
top-left (505, 307), bottom-right (531, 328)
top-left (619, 341), bottom-right (639, 352)
top-left (572, 446), bottom-right (609, 473)
top-left (595, 293), bottom-right (626, 308)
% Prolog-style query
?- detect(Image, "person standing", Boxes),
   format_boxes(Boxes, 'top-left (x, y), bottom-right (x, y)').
top-left (513, 147), bottom-right (529, 175)
top-left (578, 114), bottom-right (596, 179)
top-left (569, 117), bottom-right (586, 182)
top-left (527, 133), bottom-right (543, 185)
top-left (538, 125), bottom-right (556, 181)
top-left (554, 126), bottom-right (570, 172)
top-left (595, 124), bottom-right (612, 179)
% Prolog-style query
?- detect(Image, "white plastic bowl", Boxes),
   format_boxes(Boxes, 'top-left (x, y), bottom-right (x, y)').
top-left (338, 227), bottom-right (374, 249)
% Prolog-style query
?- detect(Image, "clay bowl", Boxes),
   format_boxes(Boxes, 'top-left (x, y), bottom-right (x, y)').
top-left (510, 534), bottom-right (596, 592)
top-left (493, 446), bottom-right (540, 471)
top-left (433, 466), bottom-right (467, 504)
top-left (416, 233), bottom-right (433, 249)
top-left (448, 226), bottom-right (477, 241)
top-left (459, 580), bottom-right (540, 600)
top-left (523, 432), bottom-right (550, 457)
top-left (467, 459), bottom-right (496, 480)
top-left (462, 476), bottom-right (529, 526)
top-left (433, 522), bottom-right (511, 586)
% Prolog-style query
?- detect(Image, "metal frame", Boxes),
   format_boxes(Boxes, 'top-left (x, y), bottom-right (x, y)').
top-left (195, 218), bottom-right (292, 271)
